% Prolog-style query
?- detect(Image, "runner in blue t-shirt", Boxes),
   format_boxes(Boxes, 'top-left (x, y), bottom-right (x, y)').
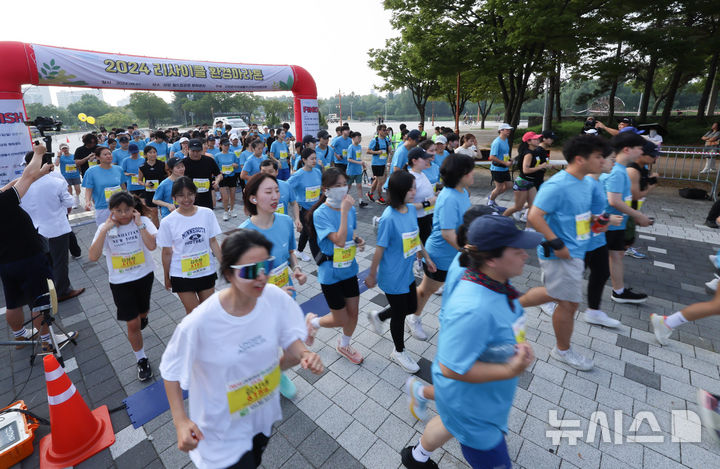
top-left (146, 132), bottom-right (169, 162)
top-left (434, 135), bottom-right (450, 167)
top-left (215, 139), bottom-right (239, 221)
top-left (346, 132), bottom-right (367, 208)
top-left (270, 130), bottom-right (291, 180)
top-left (240, 140), bottom-right (266, 183)
top-left (121, 144), bottom-right (146, 194)
top-left (112, 136), bottom-right (132, 166)
top-left (367, 124), bottom-right (392, 203)
top-left (487, 124), bottom-right (513, 208)
top-left (315, 131), bottom-right (333, 170)
top-left (332, 126), bottom-right (352, 173)
top-left (56, 143), bottom-right (81, 203)
top-left (153, 157), bottom-right (185, 219)
top-left (288, 148), bottom-right (323, 262)
top-left (82, 146), bottom-right (125, 226)
top-left (384, 129), bottom-right (421, 191)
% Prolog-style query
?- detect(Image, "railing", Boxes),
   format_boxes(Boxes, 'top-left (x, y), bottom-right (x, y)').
top-left (655, 146), bottom-right (720, 200)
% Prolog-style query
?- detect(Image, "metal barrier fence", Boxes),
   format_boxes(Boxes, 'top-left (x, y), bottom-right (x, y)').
top-left (656, 146), bottom-right (720, 200)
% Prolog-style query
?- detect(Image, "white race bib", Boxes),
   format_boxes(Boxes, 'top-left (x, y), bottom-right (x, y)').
top-left (402, 230), bottom-right (421, 258)
top-left (333, 240), bottom-right (356, 268)
top-left (575, 211), bottom-right (591, 241)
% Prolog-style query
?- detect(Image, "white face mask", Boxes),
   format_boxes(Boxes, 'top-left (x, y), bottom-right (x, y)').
top-left (325, 186), bottom-right (348, 208)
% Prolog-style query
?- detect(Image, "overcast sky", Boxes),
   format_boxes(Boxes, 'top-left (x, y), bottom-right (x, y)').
top-left (9, 0), bottom-right (398, 105)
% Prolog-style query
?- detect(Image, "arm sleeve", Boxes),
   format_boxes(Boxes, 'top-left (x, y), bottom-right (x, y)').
top-left (58, 181), bottom-right (75, 208)
top-left (314, 210), bottom-right (333, 245)
top-left (0, 187), bottom-right (20, 210)
top-left (81, 170), bottom-right (94, 189)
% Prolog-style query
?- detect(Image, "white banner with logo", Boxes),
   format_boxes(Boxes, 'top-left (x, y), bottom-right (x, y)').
top-left (299, 99), bottom-right (319, 138)
top-left (31, 44), bottom-right (295, 93)
top-left (0, 100), bottom-right (31, 186)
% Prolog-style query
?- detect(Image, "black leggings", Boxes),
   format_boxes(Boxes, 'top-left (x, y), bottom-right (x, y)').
top-left (584, 244), bottom-right (610, 310)
top-left (298, 207), bottom-right (320, 257)
top-left (378, 282), bottom-right (418, 352)
top-left (417, 214), bottom-right (433, 245)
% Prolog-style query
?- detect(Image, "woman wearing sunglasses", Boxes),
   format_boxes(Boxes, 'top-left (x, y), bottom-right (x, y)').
top-left (157, 177), bottom-right (223, 315)
top-left (305, 168), bottom-right (366, 364)
top-left (161, 229), bottom-right (324, 469)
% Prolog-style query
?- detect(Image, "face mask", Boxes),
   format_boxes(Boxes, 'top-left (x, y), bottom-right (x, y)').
top-left (325, 186), bottom-right (348, 208)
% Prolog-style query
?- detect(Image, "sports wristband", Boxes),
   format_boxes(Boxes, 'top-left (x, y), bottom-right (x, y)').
top-left (547, 238), bottom-right (565, 250)
top-left (422, 200), bottom-right (431, 208)
top-left (647, 176), bottom-right (658, 185)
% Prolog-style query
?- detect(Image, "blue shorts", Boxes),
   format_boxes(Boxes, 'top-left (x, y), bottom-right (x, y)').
top-left (460, 438), bottom-right (511, 469)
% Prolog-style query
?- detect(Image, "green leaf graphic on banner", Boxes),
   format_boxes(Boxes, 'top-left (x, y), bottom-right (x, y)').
top-left (279, 75), bottom-right (294, 91)
top-left (50, 59), bottom-right (55, 66)
top-left (38, 65), bottom-right (88, 86)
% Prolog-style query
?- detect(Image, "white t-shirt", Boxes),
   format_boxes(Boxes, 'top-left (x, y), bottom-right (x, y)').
top-left (159, 286), bottom-right (306, 469)
top-left (92, 216), bottom-right (157, 284)
top-left (410, 170), bottom-right (434, 218)
top-left (156, 207), bottom-right (222, 279)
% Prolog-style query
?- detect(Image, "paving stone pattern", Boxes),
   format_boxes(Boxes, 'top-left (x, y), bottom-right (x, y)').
top-left (4, 167), bottom-right (720, 468)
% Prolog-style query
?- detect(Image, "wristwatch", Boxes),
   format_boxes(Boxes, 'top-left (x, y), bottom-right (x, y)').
top-left (136, 223), bottom-right (146, 230)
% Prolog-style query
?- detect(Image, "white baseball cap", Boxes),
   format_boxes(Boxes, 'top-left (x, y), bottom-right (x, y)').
top-left (435, 135), bottom-right (448, 144)
top-left (498, 123), bottom-right (514, 131)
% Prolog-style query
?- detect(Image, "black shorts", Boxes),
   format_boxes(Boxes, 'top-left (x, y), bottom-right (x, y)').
top-left (110, 272), bottom-right (154, 321)
top-left (0, 252), bottom-right (51, 310)
top-left (220, 175), bottom-right (238, 188)
top-left (130, 189), bottom-right (145, 199)
top-left (170, 273), bottom-right (217, 293)
top-left (321, 276), bottom-right (360, 310)
top-left (605, 229), bottom-right (627, 251)
top-left (227, 433), bottom-right (270, 469)
top-left (491, 170), bottom-right (511, 183)
top-left (423, 262), bottom-right (448, 282)
top-left (371, 165), bottom-right (386, 177)
top-left (144, 191), bottom-right (157, 208)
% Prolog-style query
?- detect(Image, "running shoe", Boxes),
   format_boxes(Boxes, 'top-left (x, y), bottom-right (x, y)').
top-left (42, 331), bottom-right (79, 352)
top-left (305, 313), bottom-right (318, 346)
top-left (434, 286), bottom-right (443, 296)
top-left (280, 372), bottom-right (297, 399)
top-left (707, 277), bottom-right (720, 292)
top-left (512, 212), bottom-right (523, 222)
top-left (709, 254), bottom-right (718, 268)
top-left (583, 310), bottom-right (621, 328)
top-left (359, 200), bottom-right (369, 208)
top-left (377, 196), bottom-right (387, 205)
top-left (366, 192), bottom-right (375, 202)
top-left (540, 301), bottom-right (557, 317)
top-left (400, 446), bottom-right (438, 469)
top-left (299, 251), bottom-right (312, 262)
top-left (137, 358), bottom-right (153, 381)
top-left (611, 288), bottom-right (648, 304)
top-left (406, 316), bottom-right (428, 341)
top-left (625, 247), bottom-right (647, 259)
top-left (405, 377), bottom-right (428, 421)
top-left (14, 327), bottom-right (38, 349)
top-left (705, 219), bottom-right (719, 229)
top-left (336, 339), bottom-right (363, 364)
top-left (391, 349), bottom-right (420, 373)
top-left (140, 316), bottom-right (149, 330)
top-left (486, 195), bottom-right (494, 206)
top-left (372, 216), bottom-right (380, 227)
top-left (230, 211), bottom-right (237, 218)
top-left (222, 211), bottom-right (229, 221)
top-left (650, 313), bottom-right (672, 345)
top-left (697, 389), bottom-right (720, 445)
top-left (550, 346), bottom-right (594, 371)
top-left (367, 309), bottom-right (383, 336)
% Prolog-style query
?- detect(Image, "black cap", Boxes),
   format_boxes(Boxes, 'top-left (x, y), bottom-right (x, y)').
top-left (642, 140), bottom-right (661, 158)
top-left (118, 136), bottom-right (130, 143)
top-left (542, 130), bottom-right (556, 140)
top-left (166, 156), bottom-right (184, 169)
top-left (188, 139), bottom-right (203, 151)
top-left (408, 147), bottom-right (432, 161)
top-left (206, 135), bottom-right (215, 141)
top-left (407, 129), bottom-right (422, 140)
top-left (303, 135), bottom-right (317, 145)
top-left (317, 130), bottom-right (331, 140)
top-left (219, 138), bottom-right (230, 146)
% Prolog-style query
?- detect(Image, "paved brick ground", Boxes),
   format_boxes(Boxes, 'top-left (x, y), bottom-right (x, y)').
top-left (4, 169), bottom-right (720, 468)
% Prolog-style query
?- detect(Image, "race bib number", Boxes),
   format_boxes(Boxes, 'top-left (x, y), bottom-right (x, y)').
top-left (194, 178), bottom-right (210, 193)
top-left (65, 164), bottom-right (77, 173)
top-left (402, 230), bottom-right (421, 258)
top-left (104, 185), bottom-right (122, 201)
top-left (111, 250), bottom-right (145, 274)
top-left (512, 315), bottom-right (526, 343)
top-left (275, 202), bottom-right (285, 214)
top-left (305, 185), bottom-right (320, 202)
top-left (268, 262), bottom-right (289, 288)
top-left (333, 240), bottom-right (356, 268)
top-left (139, 150), bottom-right (144, 157)
top-left (380, 151), bottom-right (387, 160)
top-left (624, 195), bottom-right (633, 207)
top-left (158, 155), bottom-right (167, 162)
top-left (637, 197), bottom-right (645, 209)
top-left (181, 251), bottom-right (210, 277)
top-left (280, 152), bottom-right (288, 159)
top-left (424, 203), bottom-right (435, 214)
top-left (130, 174), bottom-right (139, 186)
top-left (89, 160), bottom-right (98, 167)
top-left (146, 180), bottom-right (159, 192)
top-left (575, 211), bottom-right (591, 241)
top-left (226, 364), bottom-right (280, 417)
top-left (503, 153), bottom-right (510, 162)
top-left (222, 165), bottom-right (234, 175)
top-left (342, 149), bottom-right (348, 157)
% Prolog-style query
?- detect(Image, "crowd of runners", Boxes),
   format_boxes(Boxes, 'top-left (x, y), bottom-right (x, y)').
top-left (5, 116), bottom-right (720, 469)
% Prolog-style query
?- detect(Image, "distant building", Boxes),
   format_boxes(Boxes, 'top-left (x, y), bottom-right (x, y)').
top-left (56, 89), bottom-right (104, 108)
top-left (23, 86), bottom-right (52, 106)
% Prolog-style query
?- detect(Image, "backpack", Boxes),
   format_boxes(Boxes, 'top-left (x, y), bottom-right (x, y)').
top-left (679, 188), bottom-right (708, 200)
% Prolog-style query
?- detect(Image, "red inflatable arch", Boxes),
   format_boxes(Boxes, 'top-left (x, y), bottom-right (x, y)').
top-left (0, 41), bottom-right (319, 185)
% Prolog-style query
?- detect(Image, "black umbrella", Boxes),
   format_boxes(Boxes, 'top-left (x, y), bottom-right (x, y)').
top-left (637, 123), bottom-right (667, 136)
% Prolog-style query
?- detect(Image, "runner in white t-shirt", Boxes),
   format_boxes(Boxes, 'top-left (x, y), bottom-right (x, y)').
top-left (88, 191), bottom-right (157, 381)
top-left (160, 230), bottom-right (323, 469)
top-left (157, 177), bottom-right (223, 315)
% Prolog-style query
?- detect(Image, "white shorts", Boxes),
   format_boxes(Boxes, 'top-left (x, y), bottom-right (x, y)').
top-left (539, 257), bottom-right (584, 303)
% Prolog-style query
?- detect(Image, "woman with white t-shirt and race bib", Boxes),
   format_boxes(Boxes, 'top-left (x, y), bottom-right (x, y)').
top-left (89, 191), bottom-right (157, 382)
top-left (157, 177), bottom-right (222, 315)
top-left (407, 147), bottom-right (438, 245)
top-left (160, 230), bottom-right (323, 469)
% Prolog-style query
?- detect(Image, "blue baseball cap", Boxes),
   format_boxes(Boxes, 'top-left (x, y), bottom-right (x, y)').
top-left (467, 216), bottom-right (543, 250)
top-left (128, 143), bottom-right (139, 154)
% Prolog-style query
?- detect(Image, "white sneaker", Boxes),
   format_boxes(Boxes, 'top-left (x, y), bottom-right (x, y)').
top-left (367, 310), bottom-right (383, 336)
top-left (710, 254), bottom-right (717, 268)
top-left (406, 316), bottom-right (428, 341)
top-left (414, 259), bottom-right (424, 276)
top-left (222, 211), bottom-right (229, 221)
top-left (372, 216), bottom-right (380, 227)
top-left (512, 212), bottom-right (523, 221)
top-left (583, 310), bottom-right (621, 328)
top-left (540, 301), bottom-right (557, 317)
top-left (707, 278), bottom-right (719, 292)
top-left (650, 313), bottom-right (672, 345)
top-left (520, 209), bottom-right (528, 222)
top-left (550, 346), bottom-right (594, 371)
top-left (391, 349), bottom-right (420, 373)
top-left (434, 286), bottom-right (443, 295)
top-left (230, 211), bottom-right (238, 218)
top-left (299, 252), bottom-right (312, 262)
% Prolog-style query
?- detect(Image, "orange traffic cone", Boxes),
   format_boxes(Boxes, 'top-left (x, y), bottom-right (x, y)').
top-left (39, 354), bottom-right (115, 469)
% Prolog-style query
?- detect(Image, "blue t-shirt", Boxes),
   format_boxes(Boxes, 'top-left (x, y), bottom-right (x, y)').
top-left (425, 187), bottom-right (471, 270)
top-left (432, 278), bottom-right (525, 450)
top-left (276, 179), bottom-right (296, 216)
top-left (153, 177), bottom-right (175, 218)
top-left (391, 143), bottom-right (411, 170)
top-left (600, 162), bottom-right (631, 231)
top-left (147, 141), bottom-right (169, 160)
top-left (377, 205), bottom-right (421, 294)
top-left (333, 136), bottom-right (352, 164)
top-left (230, 145), bottom-right (243, 157)
top-left (121, 157), bottom-right (146, 191)
top-left (238, 150), bottom-right (252, 173)
top-left (206, 147), bottom-right (220, 157)
top-left (288, 167), bottom-right (322, 210)
top-left (81, 165), bottom-right (124, 210)
top-left (315, 146), bottom-right (333, 168)
top-left (346, 144), bottom-right (363, 176)
top-left (243, 155), bottom-right (264, 178)
top-left (441, 253), bottom-right (463, 315)
top-left (112, 148), bottom-right (132, 166)
top-left (423, 162), bottom-right (440, 185)
top-left (59, 154), bottom-right (79, 179)
top-left (369, 137), bottom-right (391, 166)
top-left (435, 150), bottom-right (450, 167)
top-left (270, 140), bottom-right (290, 169)
top-left (489, 137), bottom-right (511, 171)
top-left (214, 152), bottom-right (237, 176)
top-left (587, 176), bottom-right (608, 251)
top-left (170, 140), bottom-right (182, 154)
top-left (133, 140), bottom-right (147, 154)
top-left (533, 170), bottom-right (602, 260)
top-left (314, 204), bottom-right (358, 285)
top-left (239, 214), bottom-right (297, 289)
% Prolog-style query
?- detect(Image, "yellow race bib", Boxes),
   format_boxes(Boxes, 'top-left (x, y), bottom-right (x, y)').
top-left (146, 180), bottom-right (159, 192)
top-left (181, 252), bottom-right (210, 277)
top-left (275, 202), bottom-right (285, 214)
top-left (624, 195), bottom-right (632, 207)
top-left (111, 250), bottom-right (145, 274)
top-left (575, 211), bottom-right (591, 241)
top-left (130, 174), bottom-right (139, 186)
top-left (503, 153), bottom-right (510, 162)
top-left (226, 364), bottom-right (281, 416)
top-left (402, 230), bottom-right (421, 258)
top-left (280, 152), bottom-right (288, 159)
top-left (65, 164), bottom-right (77, 173)
top-left (380, 151), bottom-right (387, 159)
top-left (222, 165), bottom-right (234, 175)
top-left (333, 240), bottom-right (356, 268)
top-left (158, 155), bottom-right (167, 162)
top-left (512, 315), bottom-right (526, 343)
top-left (342, 149), bottom-right (348, 157)
top-left (89, 160), bottom-right (98, 167)
top-left (104, 185), bottom-right (122, 201)
top-left (268, 262), bottom-right (290, 288)
top-left (194, 178), bottom-right (210, 193)
top-left (305, 185), bottom-right (320, 202)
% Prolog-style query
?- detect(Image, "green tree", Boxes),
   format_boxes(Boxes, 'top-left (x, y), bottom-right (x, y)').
top-left (66, 94), bottom-right (112, 119)
top-left (128, 92), bottom-right (171, 128)
top-left (96, 109), bottom-right (137, 129)
top-left (263, 99), bottom-right (289, 127)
